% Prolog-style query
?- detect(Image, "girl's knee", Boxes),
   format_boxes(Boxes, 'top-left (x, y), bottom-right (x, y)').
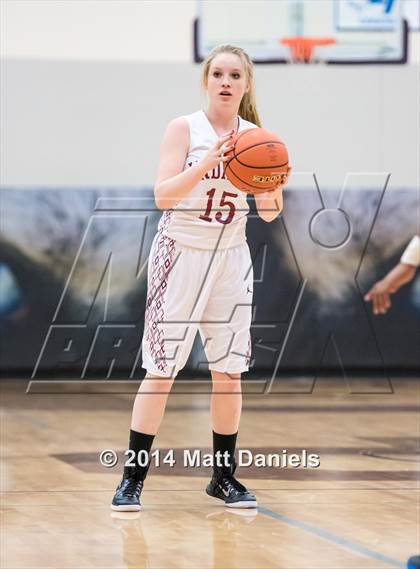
top-left (140, 374), bottom-right (176, 394)
top-left (211, 371), bottom-right (242, 392)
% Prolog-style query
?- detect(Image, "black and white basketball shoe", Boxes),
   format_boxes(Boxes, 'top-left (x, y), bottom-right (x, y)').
top-left (206, 460), bottom-right (257, 508)
top-left (111, 467), bottom-right (145, 512)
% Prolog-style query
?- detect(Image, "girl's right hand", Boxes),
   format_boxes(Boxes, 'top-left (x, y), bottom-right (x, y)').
top-left (201, 130), bottom-right (235, 172)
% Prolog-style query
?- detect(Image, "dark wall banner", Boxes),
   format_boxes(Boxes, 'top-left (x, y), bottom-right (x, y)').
top-left (0, 186), bottom-right (418, 379)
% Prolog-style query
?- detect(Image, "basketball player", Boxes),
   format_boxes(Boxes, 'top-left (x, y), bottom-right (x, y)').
top-left (364, 235), bottom-right (419, 314)
top-left (111, 45), bottom-right (290, 511)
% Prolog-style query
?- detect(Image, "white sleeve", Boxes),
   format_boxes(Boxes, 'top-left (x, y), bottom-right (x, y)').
top-left (400, 235), bottom-right (420, 267)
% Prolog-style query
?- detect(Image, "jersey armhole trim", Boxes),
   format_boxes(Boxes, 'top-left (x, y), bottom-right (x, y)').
top-left (180, 115), bottom-right (193, 157)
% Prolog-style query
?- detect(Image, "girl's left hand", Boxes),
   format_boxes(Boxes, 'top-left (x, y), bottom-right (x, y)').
top-left (277, 166), bottom-right (292, 189)
top-left (263, 166), bottom-right (292, 193)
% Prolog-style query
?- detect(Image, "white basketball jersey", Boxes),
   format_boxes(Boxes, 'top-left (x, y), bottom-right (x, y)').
top-left (158, 109), bottom-right (258, 250)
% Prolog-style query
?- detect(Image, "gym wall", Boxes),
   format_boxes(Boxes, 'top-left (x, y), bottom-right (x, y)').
top-left (1, 1), bottom-right (419, 377)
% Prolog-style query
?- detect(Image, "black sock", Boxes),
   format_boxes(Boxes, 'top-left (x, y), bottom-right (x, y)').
top-left (124, 429), bottom-right (155, 480)
top-left (213, 431), bottom-right (238, 470)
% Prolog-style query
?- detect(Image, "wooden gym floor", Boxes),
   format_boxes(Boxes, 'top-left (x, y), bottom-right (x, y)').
top-left (1, 377), bottom-right (419, 568)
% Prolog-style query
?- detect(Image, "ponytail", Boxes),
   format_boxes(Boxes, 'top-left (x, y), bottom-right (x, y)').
top-left (239, 91), bottom-right (262, 128)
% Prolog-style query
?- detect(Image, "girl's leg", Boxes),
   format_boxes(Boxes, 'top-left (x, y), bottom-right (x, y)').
top-left (210, 371), bottom-right (241, 468)
top-left (131, 373), bottom-right (176, 434)
top-left (111, 373), bottom-right (175, 511)
top-left (210, 371), bottom-right (242, 435)
top-left (207, 370), bottom-right (257, 507)
top-left (126, 373), bottom-right (175, 480)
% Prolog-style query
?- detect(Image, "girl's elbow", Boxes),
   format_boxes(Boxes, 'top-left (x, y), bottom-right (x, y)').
top-left (154, 187), bottom-right (178, 210)
top-left (154, 187), bottom-right (164, 210)
top-left (259, 210), bottom-right (282, 222)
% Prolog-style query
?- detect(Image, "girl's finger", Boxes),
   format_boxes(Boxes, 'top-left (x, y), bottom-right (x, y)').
top-left (216, 133), bottom-right (234, 148)
top-left (380, 294), bottom-right (388, 314)
top-left (221, 143), bottom-right (235, 152)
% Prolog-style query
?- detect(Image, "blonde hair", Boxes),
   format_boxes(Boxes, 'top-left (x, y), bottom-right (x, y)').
top-left (202, 44), bottom-right (262, 128)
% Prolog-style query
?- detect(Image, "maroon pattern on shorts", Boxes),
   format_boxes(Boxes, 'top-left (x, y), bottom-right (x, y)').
top-left (145, 210), bottom-right (176, 374)
top-left (245, 332), bottom-right (252, 367)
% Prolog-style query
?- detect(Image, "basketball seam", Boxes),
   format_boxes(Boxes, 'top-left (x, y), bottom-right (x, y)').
top-left (227, 141), bottom-right (287, 170)
top-left (231, 159), bottom-right (289, 170)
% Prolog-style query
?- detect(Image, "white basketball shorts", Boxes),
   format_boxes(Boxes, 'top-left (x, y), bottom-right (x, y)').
top-left (141, 232), bottom-right (253, 377)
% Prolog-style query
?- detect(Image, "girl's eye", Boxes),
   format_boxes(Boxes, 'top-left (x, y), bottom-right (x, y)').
top-left (213, 72), bottom-right (221, 77)
top-left (232, 73), bottom-right (240, 79)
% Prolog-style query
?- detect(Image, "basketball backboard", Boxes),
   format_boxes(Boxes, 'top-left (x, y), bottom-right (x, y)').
top-left (194, 0), bottom-right (408, 64)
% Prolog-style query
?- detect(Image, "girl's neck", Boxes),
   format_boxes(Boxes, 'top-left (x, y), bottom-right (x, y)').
top-left (205, 107), bottom-right (239, 135)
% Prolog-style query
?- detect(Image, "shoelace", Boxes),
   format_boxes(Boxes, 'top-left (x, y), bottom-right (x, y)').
top-left (222, 477), bottom-right (247, 494)
top-left (215, 466), bottom-right (248, 494)
top-left (121, 478), bottom-right (143, 498)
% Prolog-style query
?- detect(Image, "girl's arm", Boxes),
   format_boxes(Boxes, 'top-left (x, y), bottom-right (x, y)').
top-left (254, 186), bottom-right (284, 223)
top-left (254, 168), bottom-right (291, 222)
top-left (154, 118), bottom-right (234, 210)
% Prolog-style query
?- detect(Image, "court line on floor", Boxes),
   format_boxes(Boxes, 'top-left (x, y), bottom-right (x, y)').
top-left (258, 506), bottom-right (405, 568)
top-left (2, 487), bottom-right (419, 492)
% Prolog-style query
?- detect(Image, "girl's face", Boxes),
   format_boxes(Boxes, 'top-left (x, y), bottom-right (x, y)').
top-left (206, 53), bottom-right (249, 110)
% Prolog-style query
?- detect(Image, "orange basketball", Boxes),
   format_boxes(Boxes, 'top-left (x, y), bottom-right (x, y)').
top-left (225, 128), bottom-right (289, 194)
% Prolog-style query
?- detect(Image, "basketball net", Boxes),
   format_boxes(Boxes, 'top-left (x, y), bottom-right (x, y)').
top-left (280, 37), bottom-right (336, 64)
